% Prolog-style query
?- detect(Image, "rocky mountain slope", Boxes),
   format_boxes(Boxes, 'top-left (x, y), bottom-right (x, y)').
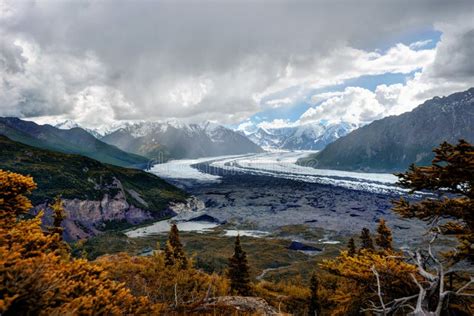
top-left (0, 117), bottom-right (149, 168)
top-left (0, 136), bottom-right (189, 240)
top-left (100, 121), bottom-right (264, 160)
top-left (298, 88), bottom-right (474, 172)
top-left (240, 122), bottom-right (356, 150)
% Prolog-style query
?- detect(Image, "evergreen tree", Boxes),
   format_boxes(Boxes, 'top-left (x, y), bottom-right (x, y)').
top-left (228, 235), bottom-right (251, 296)
top-left (360, 228), bottom-right (374, 251)
top-left (308, 272), bottom-right (321, 315)
top-left (394, 140), bottom-right (474, 262)
top-left (347, 237), bottom-right (356, 257)
top-left (375, 218), bottom-right (393, 251)
top-left (48, 197), bottom-right (65, 239)
top-left (164, 224), bottom-right (188, 269)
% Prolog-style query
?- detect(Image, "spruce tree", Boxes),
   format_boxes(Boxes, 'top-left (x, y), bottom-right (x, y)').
top-left (308, 272), bottom-right (321, 315)
top-left (48, 197), bottom-right (65, 239)
top-left (347, 237), bottom-right (356, 257)
top-left (164, 223), bottom-right (188, 269)
top-left (375, 218), bottom-right (393, 251)
top-left (394, 140), bottom-right (474, 262)
top-left (228, 235), bottom-right (251, 296)
top-left (360, 228), bottom-right (374, 251)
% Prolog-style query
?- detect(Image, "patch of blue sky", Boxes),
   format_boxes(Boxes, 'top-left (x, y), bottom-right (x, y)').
top-left (341, 71), bottom-right (417, 91)
top-left (235, 29), bottom-right (441, 128)
top-left (245, 71), bottom-right (418, 126)
top-left (370, 28), bottom-right (441, 51)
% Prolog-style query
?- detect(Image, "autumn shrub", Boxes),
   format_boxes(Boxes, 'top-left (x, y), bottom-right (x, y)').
top-left (96, 251), bottom-right (229, 310)
top-left (0, 169), bottom-right (159, 315)
top-left (320, 250), bottom-right (419, 315)
top-left (254, 278), bottom-right (310, 314)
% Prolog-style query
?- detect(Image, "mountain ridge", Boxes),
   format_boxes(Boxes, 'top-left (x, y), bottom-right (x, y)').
top-left (0, 117), bottom-right (149, 168)
top-left (0, 135), bottom-right (188, 240)
top-left (100, 121), bottom-right (264, 160)
top-left (298, 88), bottom-right (474, 172)
top-left (239, 121), bottom-right (357, 150)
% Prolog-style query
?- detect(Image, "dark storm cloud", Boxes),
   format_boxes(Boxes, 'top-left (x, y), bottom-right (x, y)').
top-left (1, 0), bottom-right (473, 126)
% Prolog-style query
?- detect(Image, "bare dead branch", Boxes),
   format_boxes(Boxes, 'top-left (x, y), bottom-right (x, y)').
top-left (371, 266), bottom-right (386, 315)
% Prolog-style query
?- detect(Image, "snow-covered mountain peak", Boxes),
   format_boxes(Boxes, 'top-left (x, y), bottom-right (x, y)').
top-left (54, 119), bottom-right (82, 130)
top-left (198, 120), bottom-right (221, 132)
top-left (239, 121), bottom-right (357, 150)
top-left (99, 119), bottom-right (263, 159)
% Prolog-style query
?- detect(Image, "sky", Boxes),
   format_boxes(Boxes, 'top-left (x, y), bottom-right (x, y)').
top-left (1, 0), bottom-right (474, 130)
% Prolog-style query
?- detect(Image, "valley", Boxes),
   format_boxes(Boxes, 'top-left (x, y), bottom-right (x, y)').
top-left (3, 2), bottom-right (474, 313)
top-left (146, 151), bottom-right (422, 244)
top-left (84, 151), bottom-right (429, 281)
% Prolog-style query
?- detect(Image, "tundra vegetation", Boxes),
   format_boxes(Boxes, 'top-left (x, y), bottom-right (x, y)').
top-left (0, 141), bottom-right (473, 315)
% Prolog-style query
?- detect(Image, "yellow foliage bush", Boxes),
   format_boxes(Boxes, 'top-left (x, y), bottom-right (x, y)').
top-left (254, 279), bottom-right (310, 314)
top-left (321, 250), bottom-right (418, 315)
top-left (96, 251), bottom-right (229, 310)
top-left (0, 170), bottom-right (159, 315)
top-left (0, 169), bottom-right (36, 226)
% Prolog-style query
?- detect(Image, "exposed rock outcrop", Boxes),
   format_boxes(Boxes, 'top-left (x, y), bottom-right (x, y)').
top-left (32, 192), bottom-right (158, 241)
top-left (193, 296), bottom-right (281, 315)
top-left (31, 178), bottom-right (184, 241)
top-left (32, 193), bottom-right (205, 241)
top-left (167, 196), bottom-right (205, 214)
top-left (288, 241), bottom-right (322, 252)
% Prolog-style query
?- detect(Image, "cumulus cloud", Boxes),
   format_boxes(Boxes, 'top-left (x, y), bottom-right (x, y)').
top-left (301, 87), bottom-right (385, 125)
top-left (0, 34), bottom-right (134, 128)
top-left (258, 119), bottom-right (297, 130)
top-left (265, 98), bottom-right (293, 108)
top-left (0, 0), bottom-right (473, 127)
top-left (301, 13), bottom-right (474, 126)
top-left (254, 42), bottom-right (436, 106)
top-left (409, 39), bottom-right (433, 50)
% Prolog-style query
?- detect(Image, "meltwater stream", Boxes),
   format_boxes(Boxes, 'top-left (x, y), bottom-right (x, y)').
top-left (126, 151), bottom-right (424, 247)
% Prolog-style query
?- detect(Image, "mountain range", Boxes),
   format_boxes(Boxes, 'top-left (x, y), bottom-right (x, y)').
top-left (239, 122), bottom-right (357, 150)
top-left (4, 87), bottom-right (472, 172)
top-left (48, 118), bottom-right (355, 156)
top-left (93, 121), bottom-right (264, 160)
top-left (54, 118), bottom-right (354, 154)
top-left (298, 88), bottom-right (474, 172)
top-left (0, 117), bottom-right (149, 168)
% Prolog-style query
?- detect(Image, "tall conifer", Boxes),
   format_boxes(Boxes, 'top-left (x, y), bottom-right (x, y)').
top-left (360, 228), bottom-right (374, 251)
top-left (228, 235), bottom-right (251, 296)
top-left (309, 272), bottom-right (321, 315)
top-left (164, 223), bottom-right (188, 269)
top-left (49, 197), bottom-right (65, 239)
top-left (375, 219), bottom-right (393, 251)
top-left (394, 140), bottom-right (474, 262)
top-left (347, 237), bottom-right (356, 257)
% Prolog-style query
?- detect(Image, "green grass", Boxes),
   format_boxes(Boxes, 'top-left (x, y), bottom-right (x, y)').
top-left (0, 118), bottom-right (151, 168)
top-left (84, 224), bottom-right (346, 284)
top-left (0, 136), bottom-right (188, 212)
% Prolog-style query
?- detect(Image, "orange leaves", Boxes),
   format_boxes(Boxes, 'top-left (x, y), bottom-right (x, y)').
top-left (0, 169), bottom-right (36, 226)
top-left (0, 212), bottom-right (157, 315)
top-left (321, 250), bottom-right (418, 313)
top-left (96, 252), bottom-right (229, 310)
top-left (0, 168), bottom-right (228, 314)
top-left (322, 250), bottom-right (416, 281)
top-left (0, 170), bottom-right (157, 315)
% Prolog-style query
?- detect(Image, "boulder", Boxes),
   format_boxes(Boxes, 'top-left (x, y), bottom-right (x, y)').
top-left (288, 241), bottom-right (322, 252)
